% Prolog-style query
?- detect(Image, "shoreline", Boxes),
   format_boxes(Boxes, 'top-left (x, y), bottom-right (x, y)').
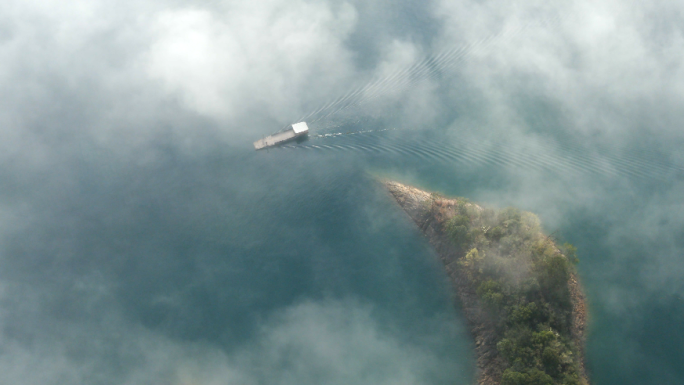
top-left (382, 180), bottom-right (589, 385)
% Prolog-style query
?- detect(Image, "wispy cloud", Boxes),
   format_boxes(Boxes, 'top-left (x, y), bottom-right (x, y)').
top-left (1, 0), bottom-right (684, 383)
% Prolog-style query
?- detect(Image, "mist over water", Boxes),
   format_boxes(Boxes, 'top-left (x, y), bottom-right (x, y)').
top-left (0, 138), bottom-right (478, 384)
top-left (2, 0), bottom-right (684, 384)
top-left (282, 117), bottom-right (684, 385)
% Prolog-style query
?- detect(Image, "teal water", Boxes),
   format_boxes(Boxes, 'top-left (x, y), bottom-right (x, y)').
top-left (281, 120), bottom-right (684, 384)
top-left (2, 1), bottom-right (684, 383)
top-left (3, 117), bottom-right (682, 383)
top-left (0, 135), bottom-right (478, 383)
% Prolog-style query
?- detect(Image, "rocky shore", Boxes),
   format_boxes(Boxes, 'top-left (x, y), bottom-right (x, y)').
top-left (383, 180), bottom-right (589, 385)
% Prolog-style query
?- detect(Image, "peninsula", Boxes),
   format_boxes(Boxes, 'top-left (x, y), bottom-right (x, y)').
top-left (383, 181), bottom-right (588, 385)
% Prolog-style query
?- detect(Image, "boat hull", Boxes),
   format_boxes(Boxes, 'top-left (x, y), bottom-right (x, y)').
top-left (254, 123), bottom-right (309, 150)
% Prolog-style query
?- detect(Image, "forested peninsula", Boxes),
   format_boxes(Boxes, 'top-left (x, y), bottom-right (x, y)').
top-left (383, 181), bottom-right (589, 385)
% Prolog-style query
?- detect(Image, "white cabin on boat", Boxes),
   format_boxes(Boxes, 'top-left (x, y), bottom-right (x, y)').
top-left (254, 122), bottom-right (309, 150)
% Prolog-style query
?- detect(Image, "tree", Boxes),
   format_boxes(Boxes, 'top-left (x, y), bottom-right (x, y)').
top-left (562, 243), bottom-right (579, 265)
top-left (537, 255), bottom-right (571, 309)
top-left (477, 279), bottom-right (505, 311)
top-left (542, 347), bottom-right (562, 377)
top-left (501, 369), bottom-right (554, 385)
top-left (459, 248), bottom-right (484, 279)
top-left (446, 214), bottom-right (471, 248)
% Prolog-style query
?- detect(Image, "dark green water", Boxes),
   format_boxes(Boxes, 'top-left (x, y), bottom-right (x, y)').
top-left (3, 117), bottom-right (682, 384)
top-left (281, 121), bottom-right (684, 384)
top-left (2, 1), bottom-right (683, 382)
top-left (0, 134), bottom-right (479, 383)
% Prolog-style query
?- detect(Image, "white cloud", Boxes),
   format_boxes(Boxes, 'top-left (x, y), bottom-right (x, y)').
top-left (145, 2), bottom-right (358, 123)
top-left (434, 0), bottom-right (684, 142)
top-left (0, 298), bottom-right (463, 385)
top-left (2, 0), bottom-right (684, 382)
top-left (0, 0), bottom-right (362, 151)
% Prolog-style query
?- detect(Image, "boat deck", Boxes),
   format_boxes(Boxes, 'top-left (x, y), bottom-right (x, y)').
top-left (253, 130), bottom-right (298, 150)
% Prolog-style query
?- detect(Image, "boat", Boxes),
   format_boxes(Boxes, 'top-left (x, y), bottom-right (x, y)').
top-left (253, 122), bottom-right (309, 150)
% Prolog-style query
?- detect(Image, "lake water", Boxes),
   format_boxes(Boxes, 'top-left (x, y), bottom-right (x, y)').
top-left (3, 114), bottom-right (682, 384)
top-left (2, 1), bottom-right (684, 383)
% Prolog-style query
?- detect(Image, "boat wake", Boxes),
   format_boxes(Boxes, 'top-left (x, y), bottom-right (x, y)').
top-left (283, 130), bottom-right (683, 183)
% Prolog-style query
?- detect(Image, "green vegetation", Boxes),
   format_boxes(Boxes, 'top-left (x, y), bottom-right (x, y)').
top-left (440, 199), bottom-right (583, 385)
